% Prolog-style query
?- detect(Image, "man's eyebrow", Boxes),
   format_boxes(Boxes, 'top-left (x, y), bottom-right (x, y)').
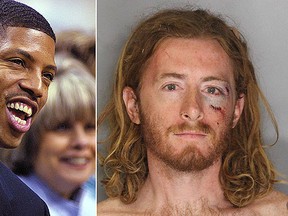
top-left (16, 49), bottom-right (57, 72)
top-left (158, 72), bottom-right (187, 80)
top-left (201, 76), bottom-right (229, 84)
top-left (16, 49), bottom-right (35, 62)
top-left (45, 65), bottom-right (57, 73)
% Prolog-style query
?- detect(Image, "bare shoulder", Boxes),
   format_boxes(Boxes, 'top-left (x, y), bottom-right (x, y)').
top-left (249, 190), bottom-right (288, 215)
top-left (97, 198), bottom-right (140, 216)
top-left (97, 198), bottom-right (121, 215)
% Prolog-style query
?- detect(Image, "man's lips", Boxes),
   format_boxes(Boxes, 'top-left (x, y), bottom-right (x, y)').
top-left (174, 131), bottom-right (207, 136)
top-left (173, 131), bottom-right (208, 140)
top-left (168, 122), bottom-right (212, 135)
top-left (5, 98), bottom-right (38, 133)
top-left (7, 102), bottom-right (32, 117)
top-left (6, 107), bottom-right (32, 133)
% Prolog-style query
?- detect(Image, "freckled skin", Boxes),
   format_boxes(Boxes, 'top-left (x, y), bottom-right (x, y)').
top-left (130, 38), bottom-right (240, 171)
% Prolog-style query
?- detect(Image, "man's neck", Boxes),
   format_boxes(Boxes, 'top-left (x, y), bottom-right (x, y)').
top-left (133, 151), bottom-right (232, 214)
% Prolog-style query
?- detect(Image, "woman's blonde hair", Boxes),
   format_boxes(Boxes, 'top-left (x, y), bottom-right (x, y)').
top-left (98, 8), bottom-right (278, 207)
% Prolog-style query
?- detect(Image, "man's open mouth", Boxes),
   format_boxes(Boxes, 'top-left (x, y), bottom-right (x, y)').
top-left (6, 101), bottom-right (35, 133)
top-left (7, 102), bottom-right (32, 125)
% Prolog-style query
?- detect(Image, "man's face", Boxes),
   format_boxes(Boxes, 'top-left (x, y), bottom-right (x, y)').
top-left (0, 27), bottom-right (56, 148)
top-left (123, 38), bottom-right (244, 172)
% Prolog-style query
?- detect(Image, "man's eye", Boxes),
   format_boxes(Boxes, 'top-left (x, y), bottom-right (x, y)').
top-left (206, 87), bottom-right (222, 95)
top-left (164, 84), bottom-right (177, 91)
top-left (43, 72), bottom-right (55, 82)
top-left (9, 58), bottom-right (25, 67)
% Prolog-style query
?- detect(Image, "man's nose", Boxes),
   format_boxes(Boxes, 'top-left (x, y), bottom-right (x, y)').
top-left (19, 71), bottom-right (43, 99)
top-left (180, 91), bottom-right (204, 122)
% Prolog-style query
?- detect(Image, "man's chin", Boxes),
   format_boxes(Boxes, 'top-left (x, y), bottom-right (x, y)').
top-left (149, 145), bottom-right (218, 172)
top-left (166, 154), bottom-right (217, 172)
top-left (0, 135), bottom-right (23, 149)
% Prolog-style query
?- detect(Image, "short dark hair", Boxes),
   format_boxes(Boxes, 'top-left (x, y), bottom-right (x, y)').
top-left (0, 0), bottom-right (56, 41)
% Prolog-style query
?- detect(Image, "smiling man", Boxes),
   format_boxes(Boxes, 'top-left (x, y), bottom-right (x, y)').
top-left (0, 0), bottom-right (56, 215)
top-left (98, 8), bottom-right (288, 215)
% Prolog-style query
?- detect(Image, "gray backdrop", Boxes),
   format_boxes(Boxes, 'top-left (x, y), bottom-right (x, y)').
top-left (97, 0), bottom-right (288, 202)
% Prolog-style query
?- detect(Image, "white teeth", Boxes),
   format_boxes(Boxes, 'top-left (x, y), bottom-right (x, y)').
top-left (23, 106), bottom-right (28, 113)
top-left (7, 102), bottom-right (32, 117)
top-left (67, 158), bottom-right (88, 165)
top-left (12, 115), bottom-right (27, 125)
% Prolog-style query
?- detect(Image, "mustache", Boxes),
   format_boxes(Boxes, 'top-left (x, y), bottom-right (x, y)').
top-left (5, 92), bottom-right (38, 102)
top-left (167, 122), bottom-right (212, 134)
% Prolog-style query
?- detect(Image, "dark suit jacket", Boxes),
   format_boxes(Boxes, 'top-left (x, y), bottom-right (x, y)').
top-left (0, 162), bottom-right (50, 216)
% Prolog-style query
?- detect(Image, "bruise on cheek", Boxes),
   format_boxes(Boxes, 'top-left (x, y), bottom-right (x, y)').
top-left (205, 96), bottom-right (226, 113)
top-left (211, 105), bottom-right (222, 111)
top-left (210, 105), bottom-right (227, 117)
top-left (205, 95), bottom-right (228, 117)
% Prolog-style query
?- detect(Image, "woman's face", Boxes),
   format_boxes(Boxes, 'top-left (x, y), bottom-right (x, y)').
top-left (34, 119), bottom-right (95, 198)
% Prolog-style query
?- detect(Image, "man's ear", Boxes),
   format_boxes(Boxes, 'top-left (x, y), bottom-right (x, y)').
top-left (232, 94), bottom-right (245, 128)
top-left (123, 86), bottom-right (140, 124)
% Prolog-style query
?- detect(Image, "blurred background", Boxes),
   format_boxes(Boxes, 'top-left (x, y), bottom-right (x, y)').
top-left (19, 0), bottom-right (95, 34)
top-left (98, 0), bottom-right (288, 202)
